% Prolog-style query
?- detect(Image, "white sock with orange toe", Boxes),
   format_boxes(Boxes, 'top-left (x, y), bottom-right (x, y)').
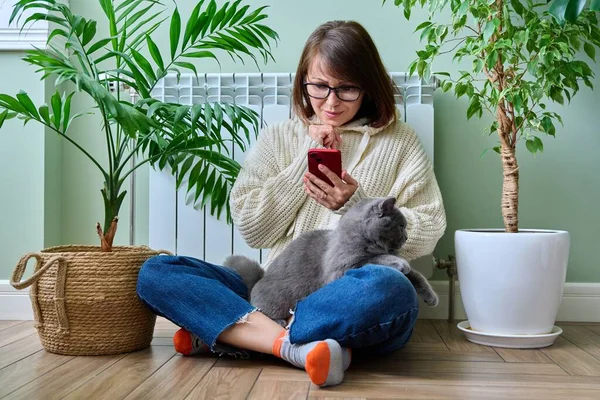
top-left (272, 330), bottom-right (345, 387)
top-left (173, 328), bottom-right (210, 356)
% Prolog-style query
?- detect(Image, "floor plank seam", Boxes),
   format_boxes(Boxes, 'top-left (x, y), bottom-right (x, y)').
top-left (0, 321), bottom-right (27, 332)
top-left (0, 331), bottom-right (39, 349)
top-left (0, 341), bottom-right (44, 370)
top-left (490, 347), bottom-right (507, 362)
top-left (125, 352), bottom-right (179, 400)
top-left (540, 347), bottom-right (577, 376)
top-left (559, 333), bottom-right (600, 375)
top-left (182, 358), bottom-right (219, 400)
top-left (569, 326), bottom-right (600, 363)
top-left (0, 353), bottom-right (75, 400)
top-left (57, 353), bottom-right (129, 400)
top-left (244, 367), bottom-right (264, 400)
top-left (430, 321), bottom-right (452, 352)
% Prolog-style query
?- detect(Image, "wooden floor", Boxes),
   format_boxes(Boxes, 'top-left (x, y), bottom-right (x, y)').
top-left (1, 319), bottom-right (600, 400)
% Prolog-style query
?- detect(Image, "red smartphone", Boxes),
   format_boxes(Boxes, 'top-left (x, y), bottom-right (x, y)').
top-left (308, 148), bottom-right (342, 187)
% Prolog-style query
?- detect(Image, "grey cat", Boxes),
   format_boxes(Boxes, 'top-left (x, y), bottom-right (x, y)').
top-left (224, 197), bottom-right (438, 320)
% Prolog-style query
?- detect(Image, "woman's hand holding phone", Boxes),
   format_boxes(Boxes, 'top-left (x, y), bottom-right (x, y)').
top-left (308, 125), bottom-right (342, 149)
top-left (304, 166), bottom-right (358, 211)
top-left (305, 126), bottom-right (356, 210)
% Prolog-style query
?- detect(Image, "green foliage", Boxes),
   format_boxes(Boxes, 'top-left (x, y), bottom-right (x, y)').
top-left (384, 0), bottom-right (599, 156)
top-left (0, 0), bottom-right (278, 234)
top-left (550, 0), bottom-right (600, 25)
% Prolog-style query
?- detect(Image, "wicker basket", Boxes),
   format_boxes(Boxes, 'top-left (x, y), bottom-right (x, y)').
top-left (10, 245), bottom-right (170, 356)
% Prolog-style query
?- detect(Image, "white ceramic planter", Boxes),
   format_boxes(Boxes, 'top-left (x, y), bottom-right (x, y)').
top-left (455, 229), bottom-right (570, 335)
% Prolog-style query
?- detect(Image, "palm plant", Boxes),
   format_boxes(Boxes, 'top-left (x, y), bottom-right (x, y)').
top-left (384, 0), bottom-right (600, 232)
top-left (0, 0), bottom-right (277, 250)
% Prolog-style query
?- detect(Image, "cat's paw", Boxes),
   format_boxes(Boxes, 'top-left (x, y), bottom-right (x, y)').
top-left (422, 290), bottom-right (439, 306)
top-left (388, 259), bottom-right (411, 275)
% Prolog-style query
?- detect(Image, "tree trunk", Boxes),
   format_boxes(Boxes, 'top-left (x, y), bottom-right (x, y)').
top-left (497, 101), bottom-right (519, 233)
top-left (97, 217), bottom-right (118, 252)
top-left (500, 145), bottom-right (519, 233)
top-left (98, 179), bottom-right (125, 251)
top-left (487, 0), bottom-right (518, 232)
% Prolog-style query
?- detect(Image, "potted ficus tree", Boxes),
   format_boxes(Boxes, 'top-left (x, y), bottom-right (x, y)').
top-left (384, 0), bottom-right (600, 345)
top-left (2, 0), bottom-right (277, 355)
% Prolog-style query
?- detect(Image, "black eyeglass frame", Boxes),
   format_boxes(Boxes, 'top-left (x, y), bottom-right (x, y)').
top-left (303, 83), bottom-right (362, 102)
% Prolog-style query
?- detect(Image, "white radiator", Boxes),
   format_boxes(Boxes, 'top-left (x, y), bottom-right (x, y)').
top-left (147, 72), bottom-right (437, 274)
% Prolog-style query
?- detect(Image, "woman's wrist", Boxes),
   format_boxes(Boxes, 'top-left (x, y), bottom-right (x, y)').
top-left (333, 185), bottom-right (368, 215)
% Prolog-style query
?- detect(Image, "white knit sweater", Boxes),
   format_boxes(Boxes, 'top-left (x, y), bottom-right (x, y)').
top-left (230, 115), bottom-right (447, 267)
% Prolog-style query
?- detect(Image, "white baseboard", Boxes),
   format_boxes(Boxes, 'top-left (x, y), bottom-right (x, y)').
top-left (2, 280), bottom-right (599, 322)
top-left (0, 280), bottom-right (33, 320)
top-left (417, 281), bottom-right (600, 323)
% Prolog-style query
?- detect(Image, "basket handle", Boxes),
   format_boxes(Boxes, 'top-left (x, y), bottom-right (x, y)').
top-left (12, 253), bottom-right (48, 289)
top-left (10, 253), bottom-right (70, 333)
top-left (157, 249), bottom-right (173, 256)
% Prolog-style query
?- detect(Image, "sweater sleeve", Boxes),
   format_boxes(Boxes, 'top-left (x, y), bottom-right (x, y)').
top-left (230, 122), bottom-right (322, 249)
top-left (333, 184), bottom-right (368, 215)
top-left (390, 129), bottom-right (447, 261)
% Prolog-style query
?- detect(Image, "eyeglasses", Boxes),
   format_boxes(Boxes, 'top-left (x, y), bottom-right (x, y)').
top-left (303, 83), bottom-right (362, 102)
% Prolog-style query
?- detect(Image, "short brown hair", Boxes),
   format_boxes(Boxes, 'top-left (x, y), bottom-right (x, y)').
top-left (292, 21), bottom-right (396, 128)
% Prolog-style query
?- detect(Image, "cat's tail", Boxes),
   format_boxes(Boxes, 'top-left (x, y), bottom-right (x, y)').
top-left (223, 255), bottom-right (264, 292)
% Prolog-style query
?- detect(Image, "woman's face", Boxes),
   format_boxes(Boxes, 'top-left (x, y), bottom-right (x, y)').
top-left (305, 56), bottom-right (364, 127)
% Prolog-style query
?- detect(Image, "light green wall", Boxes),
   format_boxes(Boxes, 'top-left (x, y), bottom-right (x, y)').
top-left (44, 79), bottom-right (64, 249)
top-left (0, 53), bottom-right (46, 278)
top-left (1, 0), bottom-right (599, 282)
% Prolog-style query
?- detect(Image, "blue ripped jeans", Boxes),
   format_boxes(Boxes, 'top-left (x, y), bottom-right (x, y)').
top-left (136, 255), bottom-right (419, 356)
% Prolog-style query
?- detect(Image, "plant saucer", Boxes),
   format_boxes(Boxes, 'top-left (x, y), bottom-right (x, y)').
top-left (457, 320), bottom-right (562, 349)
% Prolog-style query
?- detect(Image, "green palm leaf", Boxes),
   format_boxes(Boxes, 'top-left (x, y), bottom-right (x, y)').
top-left (3, 0), bottom-right (279, 242)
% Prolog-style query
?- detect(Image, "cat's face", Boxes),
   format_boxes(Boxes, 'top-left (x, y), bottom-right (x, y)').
top-left (340, 197), bottom-right (407, 251)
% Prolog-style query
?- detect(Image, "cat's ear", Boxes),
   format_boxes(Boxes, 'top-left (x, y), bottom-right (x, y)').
top-left (379, 197), bottom-right (397, 216)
